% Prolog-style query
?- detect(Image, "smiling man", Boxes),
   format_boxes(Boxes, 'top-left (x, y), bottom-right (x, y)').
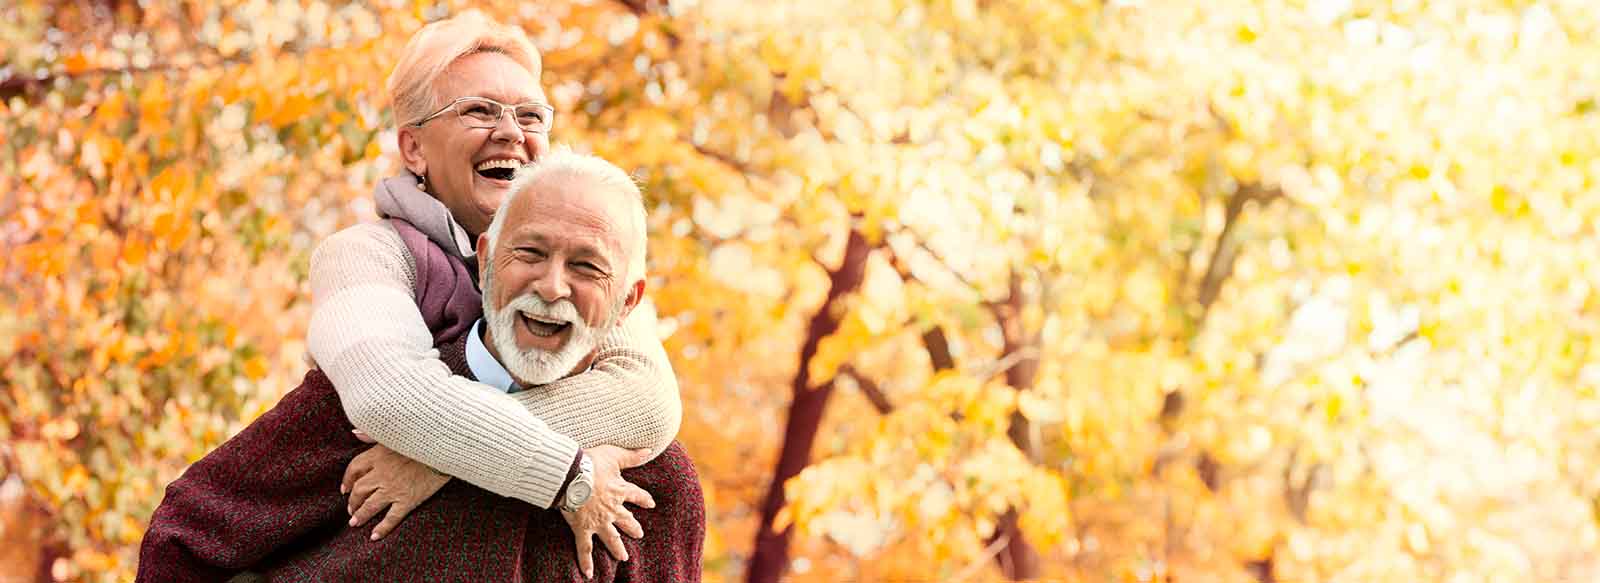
top-left (137, 151), bottom-right (705, 582)
top-left (476, 150), bottom-right (649, 388)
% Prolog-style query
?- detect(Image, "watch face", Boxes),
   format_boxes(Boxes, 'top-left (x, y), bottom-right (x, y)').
top-left (569, 481), bottom-right (593, 504)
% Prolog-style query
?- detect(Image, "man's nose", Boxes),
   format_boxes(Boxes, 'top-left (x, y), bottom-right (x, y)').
top-left (531, 262), bottom-right (570, 302)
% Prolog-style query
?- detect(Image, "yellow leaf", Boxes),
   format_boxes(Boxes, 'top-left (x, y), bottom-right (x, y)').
top-left (771, 506), bottom-right (794, 533)
top-left (121, 515), bottom-right (145, 545)
top-left (1325, 393), bottom-right (1344, 423)
top-left (270, 93), bottom-right (316, 128)
top-left (243, 356), bottom-right (269, 380)
top-left (138, 75), bottom-right (169, 130)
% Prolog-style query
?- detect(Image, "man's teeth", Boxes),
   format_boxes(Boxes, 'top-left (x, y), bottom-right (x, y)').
top-left (521, 312), bottom-right (569, 337)
top-left (523, 312), bottom-right (565, 325)
top-left (475, 159), bottom-right (522, 172)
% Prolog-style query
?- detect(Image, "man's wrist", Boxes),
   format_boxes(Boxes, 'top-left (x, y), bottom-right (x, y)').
top-left (551, 450), bottom-right (584, 509)
top-left (560, 455), bottom-right (595, 512)
top-left (560, 454), bottom-right (592, 509)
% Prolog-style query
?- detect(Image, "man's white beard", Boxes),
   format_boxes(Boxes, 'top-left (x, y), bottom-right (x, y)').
top-left (484, 294), bottom-right (604, 386)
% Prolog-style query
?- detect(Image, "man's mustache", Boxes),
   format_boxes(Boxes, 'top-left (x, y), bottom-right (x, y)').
top-left (499, 295), bottom-right (582, 327)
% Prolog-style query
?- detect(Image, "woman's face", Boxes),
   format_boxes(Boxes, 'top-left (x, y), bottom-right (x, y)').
top-left (398, 51), bottom-right (551, 238)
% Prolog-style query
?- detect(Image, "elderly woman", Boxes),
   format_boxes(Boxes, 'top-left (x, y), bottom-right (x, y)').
top-left (309, 9), bottom-right (681, 562)
top-left (138, 11), bottom-right (688, 581)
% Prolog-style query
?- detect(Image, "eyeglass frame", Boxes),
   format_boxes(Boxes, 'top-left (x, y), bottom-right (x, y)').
top-left (407, 96), bottom-right (557, 134)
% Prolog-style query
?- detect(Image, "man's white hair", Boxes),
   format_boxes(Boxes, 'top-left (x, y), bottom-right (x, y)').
top-left (483, 147), bottom-right (648, 287)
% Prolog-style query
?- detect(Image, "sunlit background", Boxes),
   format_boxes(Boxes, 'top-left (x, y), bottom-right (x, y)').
top-left (4, 0), bottom-right (1600, 581)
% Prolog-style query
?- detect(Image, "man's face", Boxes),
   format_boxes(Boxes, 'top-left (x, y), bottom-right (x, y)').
top-left (398, 51), bottom-right (552, 238)
top-left (480, 177), bottom-right (639, 385)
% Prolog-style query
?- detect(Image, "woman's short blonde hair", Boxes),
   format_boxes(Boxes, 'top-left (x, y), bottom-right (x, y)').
top-left (386, 10), bottom-right (543, 127)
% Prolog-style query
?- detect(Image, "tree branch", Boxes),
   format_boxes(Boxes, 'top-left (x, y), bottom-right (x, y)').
top-left (1, 50), bottom-right (249, 101)
top-left (1194, 183), bottom-right (1283, 327)
top-left (884, 228), bottom-right (999, 313)
top-left (690, 142), bottom-right (751, 174)
top-left (836, 364), bottom-right (892, 414)
top-left (921, 326), bottom-right (956, 372)
top-left (952, 534), bottom-right (1011, 583)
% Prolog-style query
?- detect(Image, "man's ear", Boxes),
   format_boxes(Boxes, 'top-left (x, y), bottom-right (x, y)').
top-left (476, 232), bottom-right (491, 281)
top-left (397, 126), bottom-right (427, 177)
top-left (617, 278), bottom-right (646, 322)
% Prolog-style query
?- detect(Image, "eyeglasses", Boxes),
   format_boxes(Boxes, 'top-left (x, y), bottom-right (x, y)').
top-left (409, 97), bottom-right (556, 134)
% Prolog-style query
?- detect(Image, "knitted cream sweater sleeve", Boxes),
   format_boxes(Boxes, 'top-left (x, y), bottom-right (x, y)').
top-left (306, 222), bottom-right (680, 508)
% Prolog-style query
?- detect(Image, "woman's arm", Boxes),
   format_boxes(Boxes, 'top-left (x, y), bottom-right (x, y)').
top-left (307, 222), bottom-right (586, 506)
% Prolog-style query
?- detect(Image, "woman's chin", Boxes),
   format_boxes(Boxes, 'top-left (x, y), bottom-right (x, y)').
top-left (472, 175), bottom-right (514, 207)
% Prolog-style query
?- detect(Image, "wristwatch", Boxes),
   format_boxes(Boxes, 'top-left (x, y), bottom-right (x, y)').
top-left (561, 456), bottom-right (595, 512)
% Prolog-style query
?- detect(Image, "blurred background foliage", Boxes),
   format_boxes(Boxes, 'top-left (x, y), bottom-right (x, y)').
top-left (3, 0), bottom-right (1600, 581)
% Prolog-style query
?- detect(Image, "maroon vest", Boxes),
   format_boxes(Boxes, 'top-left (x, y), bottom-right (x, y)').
top-left (387, 217), bottom-right (481, 346)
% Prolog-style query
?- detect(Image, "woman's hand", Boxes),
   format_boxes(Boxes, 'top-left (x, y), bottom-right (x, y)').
top-left (342, 443), bottom-right (452, 540)
top-left (561, 445), bottom-right (656, 578)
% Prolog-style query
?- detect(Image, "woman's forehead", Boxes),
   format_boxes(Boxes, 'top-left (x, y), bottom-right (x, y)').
top-left (436, 52), bottom-right (546, 104)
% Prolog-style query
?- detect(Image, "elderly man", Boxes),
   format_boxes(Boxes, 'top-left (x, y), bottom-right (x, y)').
top-left (137, 151), bottom-right (704, 582)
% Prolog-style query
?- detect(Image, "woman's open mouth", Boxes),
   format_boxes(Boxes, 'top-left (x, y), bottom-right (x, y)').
top-left (475, 158), bottom-right (521, 182)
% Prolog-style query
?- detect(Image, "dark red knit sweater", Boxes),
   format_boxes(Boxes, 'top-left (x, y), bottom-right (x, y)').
top-left (137, 219), bottom-right (704, 582)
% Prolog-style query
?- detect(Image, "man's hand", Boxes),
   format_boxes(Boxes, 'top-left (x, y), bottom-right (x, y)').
top-left (562, 445), bottom-right (656, 578)
top-left (342, 444), bottom-right (451, 540)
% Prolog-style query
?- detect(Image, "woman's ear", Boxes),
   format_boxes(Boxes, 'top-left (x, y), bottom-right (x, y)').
top-left (397, 126), bottom-right (428, 177)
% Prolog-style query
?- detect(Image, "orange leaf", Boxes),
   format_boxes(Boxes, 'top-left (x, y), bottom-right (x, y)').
top-left (62, 52), bottom-right (91, 74)
top-left (123, 237), bottom-right (148, 266)
top-left (151, 210), bottom-right (175, 242)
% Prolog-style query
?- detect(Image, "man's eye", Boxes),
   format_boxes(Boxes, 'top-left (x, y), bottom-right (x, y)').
top-left (516, 248), bottom-right (545, 259)
top-left (573, 262), bottom-right (601, 274)
top-left (462, 104), bottom-right (495, 117)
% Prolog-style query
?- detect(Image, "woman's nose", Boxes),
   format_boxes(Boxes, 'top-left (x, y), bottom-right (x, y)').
top-left (489, 108), bottom-right (525, 144)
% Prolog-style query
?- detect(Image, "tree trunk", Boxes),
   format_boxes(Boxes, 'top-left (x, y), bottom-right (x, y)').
top-left (746, 229), bottom-right (873, 583)
top-left (988, 270), bottom-right (1043, 580)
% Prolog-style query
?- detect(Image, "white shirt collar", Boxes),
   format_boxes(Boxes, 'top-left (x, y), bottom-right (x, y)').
top-left (466, 320), bottom-right (518, 393)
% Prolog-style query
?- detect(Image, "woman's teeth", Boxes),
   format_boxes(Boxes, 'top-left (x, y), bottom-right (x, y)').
top-left (475, 159), bottom-right (521, 181)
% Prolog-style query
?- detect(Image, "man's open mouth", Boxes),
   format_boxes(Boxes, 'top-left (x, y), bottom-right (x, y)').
top-left (519, 312), bottom-right (571, 337)
top-left (476, 159), bottom-right (520, 181)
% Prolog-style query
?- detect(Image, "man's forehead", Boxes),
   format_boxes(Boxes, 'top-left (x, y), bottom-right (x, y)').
top-left (501, 178), bottom-right (628, 247)
top-left (516, 175), bottom-right (625, 216)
